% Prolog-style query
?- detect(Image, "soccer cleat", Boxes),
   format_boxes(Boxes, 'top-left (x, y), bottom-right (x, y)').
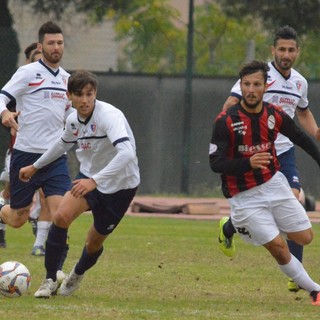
top-left (218, 217), bottom-right (235, 257)
top-left (56, 270), bottom-right (67, 284)
top-left (59, 265), bottom-right (84, 296)
top-left (28, 217), bottom-right (38, 237)
top-left (34, 278), bottom-right (58, 298)
top-left (288, 278), bottom-right (300, 292)
top-left (31, 245), bottom-right (45, 256)
top-left (310, 291), bottom-right (320, 306)
top-left (0, 196), bottom-right (7, 248)
top-left (0, 195), bottom-right (5, 207)
top-left (0, 229), bottom-right (6, 248)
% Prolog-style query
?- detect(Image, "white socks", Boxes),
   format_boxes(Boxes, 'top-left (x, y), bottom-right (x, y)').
top-left (33, 221), bottom-right (52, 247)
top-left (29, 192), bottom-right (41, 220)
top-left (279, 254), bottom-right (320, 293)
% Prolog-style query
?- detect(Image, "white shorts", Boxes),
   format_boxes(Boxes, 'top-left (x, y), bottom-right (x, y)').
top-left (229, 171), bottom-right (311, 246)
top-left (0, 150), bottom-right (11, 182)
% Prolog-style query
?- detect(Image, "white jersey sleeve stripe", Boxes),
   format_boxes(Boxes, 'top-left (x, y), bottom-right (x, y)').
top-left (113, 137), bottom-right (129, 147)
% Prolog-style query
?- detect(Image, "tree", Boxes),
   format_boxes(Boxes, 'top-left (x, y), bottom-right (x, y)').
top-left (21, 0), bottom-right (131, 21)
top-left (216, 0), bottom-right (320, 36)
top-left (106, 0), bottom-right (270, 75)
top-left (110, 0), bottom-right (186, 73)
top-left (12, 0), bottom-right (320, 77)
top-left (216, 0), bottom-right (320, 79)
top-left (193, 2), bottom-right (270, 76)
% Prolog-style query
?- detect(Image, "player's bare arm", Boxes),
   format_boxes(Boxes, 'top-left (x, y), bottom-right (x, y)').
top-left (296, 108), bottom-right (320, 140)
top-left (222, 96), bottom-right (240, 112)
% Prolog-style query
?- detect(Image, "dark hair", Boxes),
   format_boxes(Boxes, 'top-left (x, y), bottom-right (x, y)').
top-left (239, 60), bottom-right (270, 83)
top-left (38, 21), bottom-right (63, 43)
top-left (24, 42), bottom-right (37, 59)
top-left (30, 50), bottom-right (42, 63)
top-left (273, 25), bottom-right (298, 47)
top-left (68, 70), bottom-right (98, 94)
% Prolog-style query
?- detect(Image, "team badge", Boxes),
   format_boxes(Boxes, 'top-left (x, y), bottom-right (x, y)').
top-left (267, 115), bottom-right (275, 129)
top-left (91, 123), bottom-right (96, 133)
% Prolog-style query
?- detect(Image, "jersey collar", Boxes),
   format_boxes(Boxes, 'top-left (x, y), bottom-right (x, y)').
top-left (77, 102), bottom-right (96, 125)
top-left (271, 61), bottom-right (291, 81)
top-left (39, 59), bottom-right (60, 77)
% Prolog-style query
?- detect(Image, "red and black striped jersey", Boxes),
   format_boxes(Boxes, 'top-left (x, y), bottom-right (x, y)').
top-left (209, 102), bottom-right (320, 198)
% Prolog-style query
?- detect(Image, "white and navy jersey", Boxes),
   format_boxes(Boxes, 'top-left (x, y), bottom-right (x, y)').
top-left (0, 59), bottom-right (73, 153)
top-left (230, 61), bottom-right (308, 155)
top-left (34, 99), bottom-right (140, 194)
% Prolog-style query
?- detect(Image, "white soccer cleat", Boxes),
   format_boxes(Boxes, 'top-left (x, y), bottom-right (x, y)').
top-left (56, 270), bottom-right (67, 284)
top-left (58, 265), bottom-right (84, 296)
top-left (34, 278), bottom-right (58, 298)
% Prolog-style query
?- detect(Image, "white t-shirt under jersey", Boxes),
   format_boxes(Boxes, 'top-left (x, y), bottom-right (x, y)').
top-left (230, 61), bottom-right (308, 155)
top-left (0, 59), bottom-right (73, 153)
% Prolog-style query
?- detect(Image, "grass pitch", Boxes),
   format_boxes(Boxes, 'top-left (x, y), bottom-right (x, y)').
top-left (1, 212), bottom-right (320, 319)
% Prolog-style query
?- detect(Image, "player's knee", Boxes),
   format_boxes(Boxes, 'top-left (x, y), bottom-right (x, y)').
top-left (289, 229), bottom-right (313, 246)
top-left (300, 230), bottom-right (313, 245)
top-left (10, 211), bottom-right (29, 228)
top-left (264, 237), bottom-right (290, 264)
top-left (52, 210), bottom-right (71, 228)
top-left (274, 246), bottom-right (288, 262)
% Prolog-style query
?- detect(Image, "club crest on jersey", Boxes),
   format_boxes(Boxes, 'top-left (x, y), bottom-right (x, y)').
top-left (90, 123), bottom-right (96, 133)
top-left (296, 81), bottom-right (302, 91)
top-left (267, 115), bottom-right (275, 130)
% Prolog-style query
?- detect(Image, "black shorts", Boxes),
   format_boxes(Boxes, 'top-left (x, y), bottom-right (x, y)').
top-left (10, 149), bottom-right (71, 209)
top-left (76, 173), bottom-right (138, 235)
top-left (278, 147), bottom-right (300, 191)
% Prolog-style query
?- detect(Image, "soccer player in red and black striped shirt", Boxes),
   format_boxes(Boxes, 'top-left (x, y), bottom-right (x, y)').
top-left (209, 60), bottom-right (320, 306)
top-left (220, 26), bottom-right (319, 292)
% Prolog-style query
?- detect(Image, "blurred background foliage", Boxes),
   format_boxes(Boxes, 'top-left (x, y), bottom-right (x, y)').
top-left (2, 0), bottom-right (320, 78)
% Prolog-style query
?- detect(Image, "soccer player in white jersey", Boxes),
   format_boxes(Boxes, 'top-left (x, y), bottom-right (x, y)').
top-left (20, 70), bottom-right (140, 298)
top-left (0, 43), bottom-right (53, 255)
top-left (0, 22), bottom-right (72, 279)
top-left (218, 26), bottom-right (320, 292)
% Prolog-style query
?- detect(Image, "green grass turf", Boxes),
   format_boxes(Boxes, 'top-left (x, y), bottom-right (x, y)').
top-left (1, 213), bottom-right (320, 319)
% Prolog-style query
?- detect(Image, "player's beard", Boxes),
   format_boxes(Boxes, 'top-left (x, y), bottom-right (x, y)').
top-left (242, 95), bottom-right (262, 110)
top-left (274, 55), bottom-right (293, 71)
top-left (42, 50), bottom-right (62, 64)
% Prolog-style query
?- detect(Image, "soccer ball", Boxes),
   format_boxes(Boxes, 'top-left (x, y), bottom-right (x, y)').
top-left (0, 261), bottom-right (31, 298)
